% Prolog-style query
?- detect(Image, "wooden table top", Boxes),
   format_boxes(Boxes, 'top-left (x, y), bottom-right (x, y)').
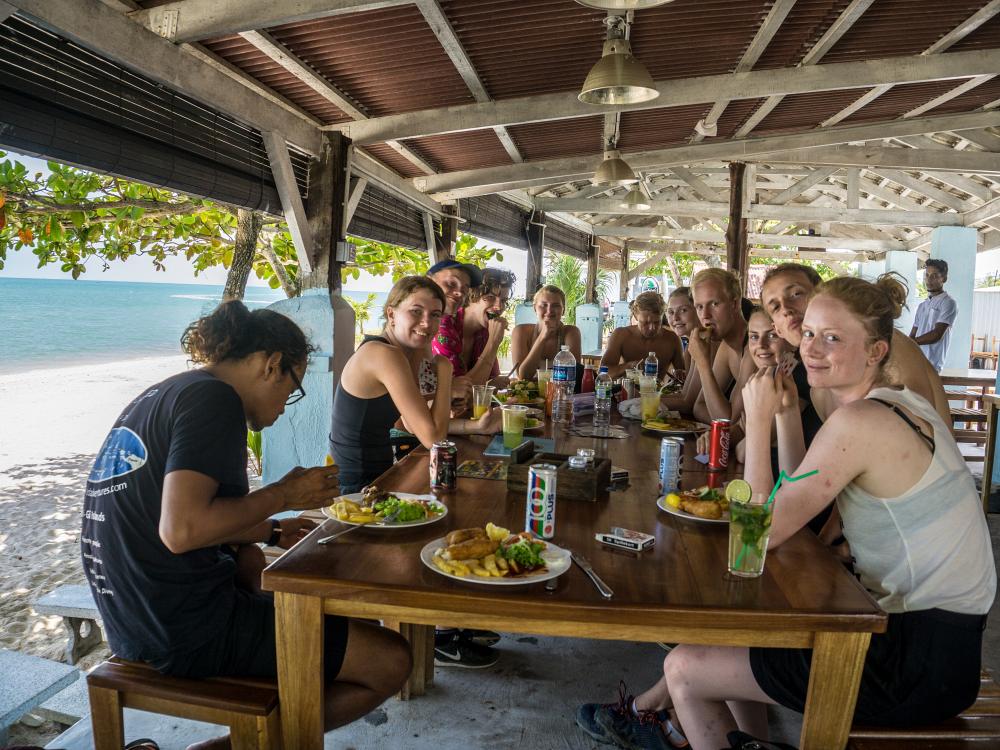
top-left (263, 417), bottom-right (885, 637)
top-left (941, 368), bottom-right (998, 386)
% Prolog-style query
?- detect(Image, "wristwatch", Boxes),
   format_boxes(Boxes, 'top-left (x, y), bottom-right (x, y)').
top-left (267, 519), bottom-right (282, 547)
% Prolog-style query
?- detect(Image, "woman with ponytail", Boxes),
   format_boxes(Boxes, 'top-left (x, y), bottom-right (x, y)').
top-left (578, 274), bottom-right (995, 749)
top-left (81, 301), bottom-right (412, 750)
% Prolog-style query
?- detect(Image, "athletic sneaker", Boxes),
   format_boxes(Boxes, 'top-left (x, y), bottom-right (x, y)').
top-left (595, 695), bottom-right (689, 750)
top-left (433, 631), bottom-right (499, 668)
top-left (575, 680), bottom-right (632, 745)
top-left (460, 628), bottom-right (501, 646)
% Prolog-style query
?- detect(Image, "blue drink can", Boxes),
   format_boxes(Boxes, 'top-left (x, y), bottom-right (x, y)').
top-left (525, 463), bottom-right (558, 539)
top-left (658, 437), bottom-right (683, 494)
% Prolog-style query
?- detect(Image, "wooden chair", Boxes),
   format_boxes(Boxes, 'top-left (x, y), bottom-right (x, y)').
top-left (847, 670), bottom-right (1000, 749)
top-left (86, 657), bottom-right (280, 750)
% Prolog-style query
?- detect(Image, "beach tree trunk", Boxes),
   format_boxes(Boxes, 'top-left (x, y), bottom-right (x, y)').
top-left (223, 209), bottom-right (263, 302)
top-left (260, 237), bottom-right (300, 298)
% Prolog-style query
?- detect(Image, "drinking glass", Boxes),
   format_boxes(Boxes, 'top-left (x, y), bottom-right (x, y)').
top-left (640, 391), bottom-right (660, 422)
top-left (471, 385), bottom-right (496, 419)
top-left (727, 499), bottom-right (774, 578)
top-left (502, 405), bottom-right (528, 449)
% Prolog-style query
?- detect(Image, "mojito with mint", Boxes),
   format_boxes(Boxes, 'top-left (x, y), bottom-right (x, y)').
top-left (728, 501), bottom-right (773, 578)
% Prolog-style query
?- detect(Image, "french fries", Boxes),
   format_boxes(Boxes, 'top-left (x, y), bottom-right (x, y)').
top-left (432, 529), bottom-right (510, 578)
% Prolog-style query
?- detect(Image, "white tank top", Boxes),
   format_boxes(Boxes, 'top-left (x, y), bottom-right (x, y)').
top-left (837, 386), bottom-right (996, 615)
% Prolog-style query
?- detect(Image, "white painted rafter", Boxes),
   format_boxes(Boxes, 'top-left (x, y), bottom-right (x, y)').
top-left (261, 130), bottom-right (314, 275)
top-left (593, 224), bottom-right (902, 252)
top-left (691, 0), bottom-right (797, 142)
top-left (333, 49), bottom-right (1000, 145)
top-left (414, 0), bottom-right (523, 163)
top-left (240, 30), bottom-right (436, 175)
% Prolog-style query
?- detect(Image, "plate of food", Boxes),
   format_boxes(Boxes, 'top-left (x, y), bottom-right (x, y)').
top-left (421, 523), bottom-right (571, 586)
top-left (523, 416), bottom-right (544, 431)
top-left (322, 485), bottom-right (447, 528)
top-left (495, 381), bottom-right (545, 406)
top-left (657, 484), bottom-right (730, 523)
top-left (641, 418), bottom-right (709, 435)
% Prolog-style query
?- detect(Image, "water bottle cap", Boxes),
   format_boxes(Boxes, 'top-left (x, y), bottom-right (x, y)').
top-left (561, 345), bottom-right (568, 351)
top-left (598, 366), bottom-right (608, 373)
top-left (648, 351), bottom-right (655, 356)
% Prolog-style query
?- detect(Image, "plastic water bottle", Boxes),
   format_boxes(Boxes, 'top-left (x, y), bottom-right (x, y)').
top-left (644, 351), bottom-right (659, 378)
top-left (593, 366), bottom-right (612, 435)
top-left (552, 345), bottom-right (576, 425)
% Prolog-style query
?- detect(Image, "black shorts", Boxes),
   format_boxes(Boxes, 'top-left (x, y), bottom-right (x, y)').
top-left (149, 588), bottom-right (349, 682)
top-left (750, 608), bottom-right (986, 727)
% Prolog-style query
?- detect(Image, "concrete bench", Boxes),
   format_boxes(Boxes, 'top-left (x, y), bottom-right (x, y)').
top-left (0, 648), bottom-right (79, 745)
top-left (34, 584), bottom-right (104, 665)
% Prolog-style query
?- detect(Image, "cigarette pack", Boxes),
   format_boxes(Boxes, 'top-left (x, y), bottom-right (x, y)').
top-left (610, 466), bottom-right (629, 483)
top-left (595, 527), bottom-right (655, 551)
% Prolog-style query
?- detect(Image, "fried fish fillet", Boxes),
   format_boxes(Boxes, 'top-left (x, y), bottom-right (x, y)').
top-left (445, 528), bottom-right (488, 546)
top-left (679, 498), bottom-right (724, 520)
top-left (442, 537), bottom-right (499, 561)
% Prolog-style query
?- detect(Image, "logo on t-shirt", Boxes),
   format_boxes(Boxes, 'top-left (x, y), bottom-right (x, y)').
top-left (89, 427), bottom-right (148, 482)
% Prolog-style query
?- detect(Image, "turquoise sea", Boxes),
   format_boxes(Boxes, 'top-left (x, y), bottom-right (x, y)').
top-left (0, 277), bottom-right (387, 375)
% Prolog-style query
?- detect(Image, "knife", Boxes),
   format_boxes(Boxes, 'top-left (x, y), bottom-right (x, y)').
top-left (571, 553), bottom-right (614, 599)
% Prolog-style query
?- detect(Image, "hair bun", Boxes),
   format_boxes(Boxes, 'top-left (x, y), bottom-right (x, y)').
top-left (874, 272), bottom-right (908, 320)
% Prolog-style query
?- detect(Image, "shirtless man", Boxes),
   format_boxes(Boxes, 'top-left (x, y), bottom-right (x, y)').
top-left (600, 291), bottom-right (684, 381)
top-left (688, 268), bottom-right (748, 425)
top-left (760, 263), bottom-right (950, 426)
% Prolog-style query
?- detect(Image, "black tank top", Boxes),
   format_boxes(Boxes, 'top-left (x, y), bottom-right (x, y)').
top-left (329, 336), bottom-right (402, 493)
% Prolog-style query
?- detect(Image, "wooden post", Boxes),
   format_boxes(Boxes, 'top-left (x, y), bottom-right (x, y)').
top-left (585, 239), bottom-right (599, 304)
top-left (303, 132), bottom-right (351, 293)
top-left (434, 205), bottom-right (459, 261)
top-left (726, 161), bottom-right (749, 292)
top-left (619, 241), bottom-right (630, 301)
top-left (526, 211), bottom-right (545, 299)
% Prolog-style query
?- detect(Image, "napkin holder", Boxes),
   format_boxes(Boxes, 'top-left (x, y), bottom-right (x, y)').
top-left (506, 448), bottom-right (611, 503)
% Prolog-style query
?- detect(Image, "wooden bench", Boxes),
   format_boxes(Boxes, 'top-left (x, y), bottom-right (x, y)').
top-left (34, 584), bottom-right (104, 664)
top-left (847, 671), bottom-right (1000, 749)
top-left (87, 657), bottom-right (280, 750)
top-left (0, 648), bottom-right (79, 745)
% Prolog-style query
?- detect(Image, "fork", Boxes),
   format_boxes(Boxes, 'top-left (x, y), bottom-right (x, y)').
top-left (317, 507), bottom-right (403, 545)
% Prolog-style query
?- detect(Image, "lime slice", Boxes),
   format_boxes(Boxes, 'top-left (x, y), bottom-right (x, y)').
top-left (724, 479), bottom-right (753, 504)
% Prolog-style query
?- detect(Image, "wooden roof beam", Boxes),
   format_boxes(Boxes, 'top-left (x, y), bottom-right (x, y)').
top-left (332, 48), bottom-right (1000, 145)
top-left (746, 144), bottom-right (1000, 175)
top-left (128, 0), bottom-right (409, 43)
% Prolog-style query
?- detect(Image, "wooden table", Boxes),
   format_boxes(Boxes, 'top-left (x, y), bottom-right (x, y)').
top-left (940, 368), bottom-right (998, 390)
top-left (263, 420), bottom-right (886, 749)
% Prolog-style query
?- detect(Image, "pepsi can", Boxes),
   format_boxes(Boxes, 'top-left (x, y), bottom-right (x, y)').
top-left (525, 463), bottom-right (558, 539)
top-left (658, 437), bottom-right (682, 494)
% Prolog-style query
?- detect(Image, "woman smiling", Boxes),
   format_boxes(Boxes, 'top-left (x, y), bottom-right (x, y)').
top-left (511, 285), bottom-right (581, 380)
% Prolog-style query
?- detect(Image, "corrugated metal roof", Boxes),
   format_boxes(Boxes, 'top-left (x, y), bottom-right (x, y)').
top-left (401, 130), bottom-right (513, 173)
top-left (752, 87), bottom-right (871, 134)
top-left (753, 0), bottom-right (852, 70)
top-left (506, 116), bottom-right (603, 162)
top-left (841, 79), bottom-right (977, 125)
top-left (618, 104), bottom-right (708, 151)
top-left (361, 144), bottom-right (427, 180)
top-left (927, 76), bottom-right (1000, 114)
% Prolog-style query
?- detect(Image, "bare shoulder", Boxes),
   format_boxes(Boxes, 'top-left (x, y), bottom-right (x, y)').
top-left (824, 398), bottom-right (884, 434)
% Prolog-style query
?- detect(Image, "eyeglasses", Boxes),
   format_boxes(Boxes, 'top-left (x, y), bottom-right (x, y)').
top-left (286, 369), bottom-right (306, 406)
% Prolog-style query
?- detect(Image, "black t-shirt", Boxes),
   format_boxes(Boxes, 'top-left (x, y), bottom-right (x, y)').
top-left (81, 370), bottom-right (249, 661)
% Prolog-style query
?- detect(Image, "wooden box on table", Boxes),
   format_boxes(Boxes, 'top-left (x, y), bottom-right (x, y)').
top-left (506, 446), bottom-right (611, 503)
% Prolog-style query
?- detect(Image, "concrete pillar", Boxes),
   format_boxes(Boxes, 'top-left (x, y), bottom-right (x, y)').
top-left (262, 290), bottom-right (355, 485)
top-left (858, 259), bottom-right (885, 282)
top-left (929, 226), bottom-right (976, 371)
top-left (883, 251), bottom-right (918, 334)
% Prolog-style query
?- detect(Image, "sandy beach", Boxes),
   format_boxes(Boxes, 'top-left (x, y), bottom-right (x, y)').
top-left (0, 355), bottom-right (188, 667)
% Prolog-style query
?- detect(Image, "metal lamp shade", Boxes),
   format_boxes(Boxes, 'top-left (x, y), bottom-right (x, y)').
top-left (575, 0), bottom-right (674, 8)
top-left (619, 185), bottom-right (650, 210)
top-left (650, 219), bottom-right (671, 238)
top-left (593, 150), bottom-right (638, 186)
top-left (579, 39), bottom-right (659, 105)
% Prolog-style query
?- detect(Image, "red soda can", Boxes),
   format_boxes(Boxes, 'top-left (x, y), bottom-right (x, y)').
top-left (708, 418), bottom-right (730, 471)
top-left (429, 441), bottom-right (457, 490)
top-left (706, 470), bottom-right (723, 489)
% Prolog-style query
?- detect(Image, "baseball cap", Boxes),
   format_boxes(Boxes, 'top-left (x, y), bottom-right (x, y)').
top-left (427, 258), bottom-right (483, 287)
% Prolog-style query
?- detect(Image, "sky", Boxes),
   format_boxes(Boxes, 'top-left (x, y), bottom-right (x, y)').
top-left (3, 148), bottom-right (998, 289)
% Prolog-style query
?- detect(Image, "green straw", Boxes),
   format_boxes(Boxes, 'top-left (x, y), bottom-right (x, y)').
top-left (765, 468), bottom-right (819, 508)
top-left (733, 468), bottom-right (819, 569)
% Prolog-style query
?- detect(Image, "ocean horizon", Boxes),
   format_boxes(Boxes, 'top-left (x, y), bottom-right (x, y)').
top-left (0, 277), bottom-right (388, 375)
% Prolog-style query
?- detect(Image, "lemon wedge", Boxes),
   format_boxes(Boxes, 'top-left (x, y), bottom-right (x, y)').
top-left (665, 493), bottom-right (681, 508)
top-left (724, 479), bottom-right (752, 504)
top-left (486, 522), bottom-right (509, 542)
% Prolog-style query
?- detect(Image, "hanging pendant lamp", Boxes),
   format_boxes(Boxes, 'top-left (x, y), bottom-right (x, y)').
top-left (650, 218), bottom-right (671, 238)
top-left (592, 149), bottom-right (638, 186)
top-left (579, 18), bottom-right (659, 105)
top-left (619, 184), bottom-right (650, 210)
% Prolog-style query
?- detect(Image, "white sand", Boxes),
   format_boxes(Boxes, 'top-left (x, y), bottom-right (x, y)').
top-left (0, 355), bottom-right (188, 663)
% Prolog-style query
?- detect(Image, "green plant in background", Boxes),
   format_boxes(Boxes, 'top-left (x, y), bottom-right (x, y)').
top-left (343, 233), bottom-right (503, 282)
top-left (544, 254), bottom-right (613, 325)
top-left (247, 430), bottom-right (263, 476)
top-left (346, 292), bottom-right (378, 336)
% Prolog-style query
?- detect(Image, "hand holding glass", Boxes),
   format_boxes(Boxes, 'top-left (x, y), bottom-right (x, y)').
top-left (502, 405), bottom-right (528, 449)
top-left (472, 385), bottom-right (496, 419)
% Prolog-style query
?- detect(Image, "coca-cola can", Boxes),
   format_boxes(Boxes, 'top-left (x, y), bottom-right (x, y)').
top-left (429, 441), bottom-right (457, 490)
top-left (708, 419), bottom-right (730, 471)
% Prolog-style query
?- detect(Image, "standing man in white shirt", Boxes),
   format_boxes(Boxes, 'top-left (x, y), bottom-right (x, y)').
top-left (910, 259), bottom-right (958, 371)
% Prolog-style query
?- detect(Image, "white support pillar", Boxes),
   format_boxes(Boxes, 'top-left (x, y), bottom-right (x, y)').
top-left (929, 227), bottom-right (977, 371)
top-left (883, 251), bottom-right (918, 334)
top-left (858, 258), bottom-right (885, 282)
